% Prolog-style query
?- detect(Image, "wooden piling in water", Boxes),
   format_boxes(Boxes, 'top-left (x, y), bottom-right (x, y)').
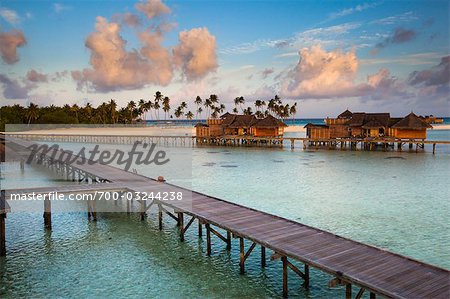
top-left (282, 256), bottom-right (288, 298)
top-left (43, 195), bottom-right (51, 230)
top-left (239, 237), bottom-right (245, 274)
top-left (0, 214), bottom-right (5, 256)
top-left (206, 223), bottom-right (211, 256)
top-left (261, 245), bottom-right (266, 268)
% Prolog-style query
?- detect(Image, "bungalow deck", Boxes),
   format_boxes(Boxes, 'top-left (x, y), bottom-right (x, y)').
top-left (1, 136), bottom-right (449, 298)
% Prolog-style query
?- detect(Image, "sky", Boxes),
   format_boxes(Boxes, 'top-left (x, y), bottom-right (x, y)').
top-left (0, 0), bottom-right (449, 117)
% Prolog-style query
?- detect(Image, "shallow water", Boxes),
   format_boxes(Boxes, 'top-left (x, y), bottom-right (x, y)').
top-left (1, 130), bottom-right (449, 298)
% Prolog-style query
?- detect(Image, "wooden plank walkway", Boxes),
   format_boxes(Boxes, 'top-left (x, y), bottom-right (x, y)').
top-left (2, 136), bottom-right (449, 298)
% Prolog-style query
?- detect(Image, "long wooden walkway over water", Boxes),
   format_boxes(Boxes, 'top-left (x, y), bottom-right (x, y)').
top-left (1, 136), bottom-right (449, 298)
top-left (3, 132), bottom-right (450, 154)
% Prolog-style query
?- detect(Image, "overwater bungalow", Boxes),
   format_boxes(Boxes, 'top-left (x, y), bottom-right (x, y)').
top-left (195, 113), bottom-right (287, 138)
top-left (306, 110), bottom-right (432, 140)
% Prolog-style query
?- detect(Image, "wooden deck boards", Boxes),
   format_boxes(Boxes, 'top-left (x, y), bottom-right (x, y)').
top-left (4, 137), bottom-right (449, 299)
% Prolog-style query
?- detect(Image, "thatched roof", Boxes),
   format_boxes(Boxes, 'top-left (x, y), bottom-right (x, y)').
top-left (222, 114), bottom-right (287, 128)
top-left (338, 109), bottom-right (353, 119)
top-left (253, 115), bottom-right (287, 128)
top-left (223, 115), bottom-right (258, 128)
top-left (389, 118), bottom-right (402, 127)
top-left (391, 113), bottom-right (433, 129)
top-left (220, 112), bottom-right (234, 119)
top-left (347, 113), bottom-right (366, 126)
top-left (304, 123), bottom-right (328, 128)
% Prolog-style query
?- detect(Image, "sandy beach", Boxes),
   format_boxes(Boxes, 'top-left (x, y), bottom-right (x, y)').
top-left (3, 124), bottom-right (450, 136)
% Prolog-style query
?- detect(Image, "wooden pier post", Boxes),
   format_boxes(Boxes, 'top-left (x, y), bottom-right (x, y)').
top-left (140, 201), bottom-right (146, 221)
top-left (346, 283), bottom-right (352, 299)
top-left (0, 190), bottom-right (6, 256)
top-left (282, 256), bottom-right (288, 298)
top-left (206, 223), bottom-right (211, 256)
top-left (304, 264), bottom-right (310, 288)
top-left (226, 231), bottom-right (231, 250)
top-left (43, 195), bottom-right (51, 230)
top-left (261, 245), bottom-right (266, 268)
top-left (178, 212), bottom-right (184, 241)
top-left (198, 220), bottom-right (202, 238)
top-left (239, 237), bottom-right (245, 274)
top-left (158, 204), bottom-right (163, 230)
top-left (433, 143), bottom-right (436, 155)
top-left (0, 214), bottom-right (5, 256)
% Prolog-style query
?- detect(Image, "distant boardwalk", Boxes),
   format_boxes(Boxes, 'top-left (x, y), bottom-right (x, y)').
top-left (1, 136), bottom-right (449, 298)
top-left (3, 132), bottom-right (450, 154)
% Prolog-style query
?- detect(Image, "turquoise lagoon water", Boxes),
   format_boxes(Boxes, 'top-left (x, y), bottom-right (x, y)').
top-left (0, 130), bottom-right (449, 298)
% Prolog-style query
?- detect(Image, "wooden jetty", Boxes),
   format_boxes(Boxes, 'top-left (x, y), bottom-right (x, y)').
top-left (2, 132), bottom-right (450, 154)
top-left (1, 136), bottom-right (449, 298)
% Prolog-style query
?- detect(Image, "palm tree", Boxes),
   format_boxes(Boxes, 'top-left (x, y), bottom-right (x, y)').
top-left (194, 96), bottom-right (202, 119)
top-left (196, 107), bottom-right (203, 120)
top-left (153, 100), bottom-right (160, 120)
top-left (108, 99), bottom-right (117, 123)
top-left (127, 100), bottom-right (136, 123)
top-left (255, 100), bottom-right (263, 112)
top-left (209, 94), bottom-right (219, 105)
top-left (84, 102), bottom-right (93, 122)
top-left (26, 102), bottom-right (39, 125)
top-left (203, 98), bottom-right (212, 118)
top-left (146, 100), bottom-right (154, 120)
top-left (234, 96), bottom-right (245, 112)
top-left (289, 102), bottom-right (297, 122)
top-left (162, 96), bottom-right (171, 120)
top-left (138, 99), bottom-right (147, 121)
top-left (174, 107), bottom-right (183, 119)
top-left (243, 107), bottom-right (253, 115)
top-left (185, 111), bottom-right (194, 123)
top-left (70, 104), bottom-right (80, 123)
top-left (232, 107), bottom-right (238, 114)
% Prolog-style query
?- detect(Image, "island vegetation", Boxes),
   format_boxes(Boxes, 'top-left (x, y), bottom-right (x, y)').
top-left (0, 91), bottom-right (297, 131)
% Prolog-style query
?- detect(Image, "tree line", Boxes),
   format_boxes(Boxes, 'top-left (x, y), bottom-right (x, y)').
top-left (0, 91), bottom-right (298, 130)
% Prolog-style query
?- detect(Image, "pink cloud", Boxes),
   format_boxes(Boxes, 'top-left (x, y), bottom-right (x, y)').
top-left (135, 0), bottom-right (170, 19)
top-left (26, 69), bottom-right (48, 82)
top-left (173, 27), bottom-right (218, 81)
top-left (0, 29), bottom-right (26, 64)
top-left (281, 45), bottom-right (365, 98)
top-left (123, 12), bottom-right (141, 27)
top-left (72, 16), bottom-right (173, 92)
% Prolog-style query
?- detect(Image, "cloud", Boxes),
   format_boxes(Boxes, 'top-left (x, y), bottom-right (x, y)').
top-left (261, 68), bottom-right (274, 79)
top-left (281, 45), bottom-right (364, 98)
top-left (0, 7), bottom-right (20, 24)
top-left (408, 56), bottom-right (449, 87)
top-left (0, 29), bottom-right (27, 64)
top-left (173, 27), bottom-right (217, 81)
top-left (279, 45), bottom-right (406, 100)
top-left (0, 74), bottom-right (30, 99)
top-left (329, 2), bottom-right (379, 19)
top-left (26, 70), bottom-right (48, 82)
top-left (220, 22), bottom-right (361, 55)
top-left (72, 16), bottom-right (174, 92)
top-left (123, 12), bottom-right (141, 27)
top-left (135, 0), bottom-right (171, 19)
top-left (371, 27), bottom-right (417, 54)
top-left (371, 11), bottom-right (418, 25)
top-left (53, 3), bottom-right (71, 13)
